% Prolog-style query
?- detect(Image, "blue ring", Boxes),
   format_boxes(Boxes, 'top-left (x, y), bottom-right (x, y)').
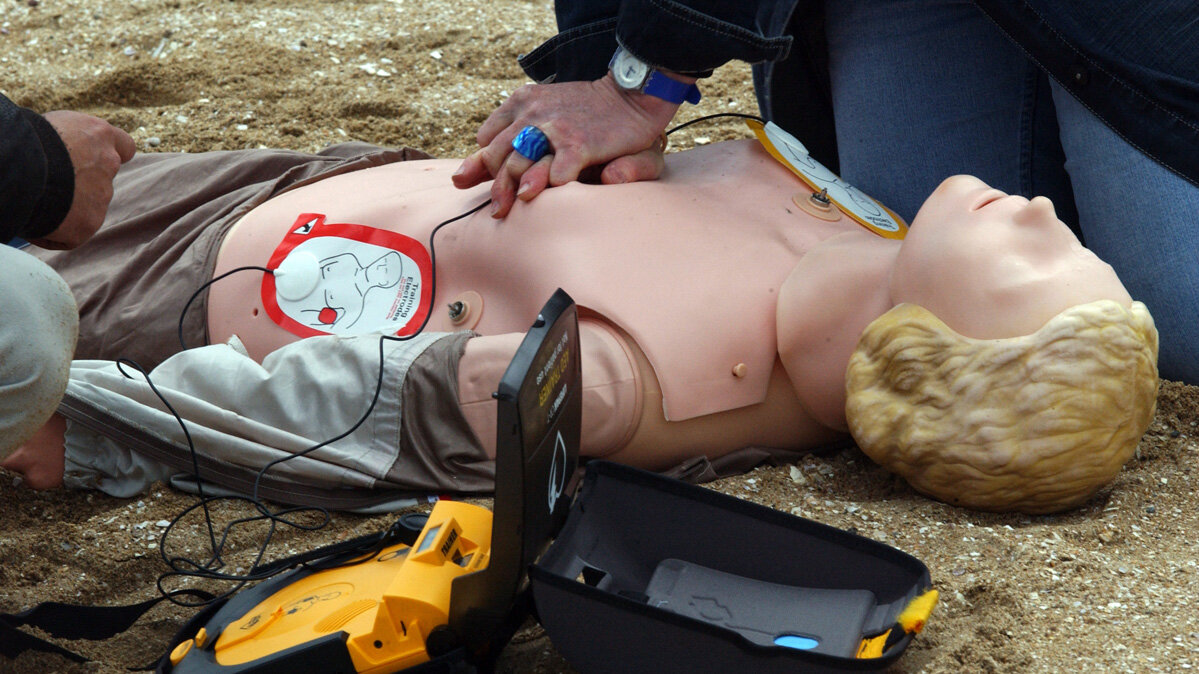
top-left (512, 125), bottom-right (551, 162)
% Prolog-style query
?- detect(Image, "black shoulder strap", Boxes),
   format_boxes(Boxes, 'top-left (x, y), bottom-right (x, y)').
top-left (0, 514), bottom-right (429, 670)
top-left (0, 589), bottom-right (216, 670)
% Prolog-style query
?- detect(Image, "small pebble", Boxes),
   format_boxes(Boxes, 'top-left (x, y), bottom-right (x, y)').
top-left (123, 46), bottom-right (136, 56)
top-left (1145, 505), bottom-right (1156, 514)
top-left (27, 0), bottom-right (39, 7)
top-left (146, 137), bottom-right (161, 147)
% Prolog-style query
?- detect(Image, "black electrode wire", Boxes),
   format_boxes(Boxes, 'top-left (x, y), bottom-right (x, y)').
top-left (112, 357), bottom-right (331, 605)
top-left (666, 112), bottom-right (764, 136)
top-left (177, 265), bottom-right (273, 351)
top-left (113, 358), bottom-right (223, 560)
top-left (136, 198), bottom-right (491, 605)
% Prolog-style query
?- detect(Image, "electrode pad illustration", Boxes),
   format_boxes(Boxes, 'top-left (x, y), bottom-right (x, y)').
top-left (262, 213), bottom-right (433, 338)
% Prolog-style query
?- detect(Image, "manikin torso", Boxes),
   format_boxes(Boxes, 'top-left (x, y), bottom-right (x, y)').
top-left (209, 143), bottom-right (1134, 468)
top-left (209, 140), bottom-right (871, 457)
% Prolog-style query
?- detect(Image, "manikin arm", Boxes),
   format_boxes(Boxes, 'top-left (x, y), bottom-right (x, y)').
top-left (43, 331), bottom-right (483, 500)
top-left (6, 318), bottom-right (644, 501)
top-left (457, 319), bottom-right (643, 459)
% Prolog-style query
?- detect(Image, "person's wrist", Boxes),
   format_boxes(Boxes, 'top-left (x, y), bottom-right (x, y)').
top-left (608, 45), bottom-right (701, 105)
top-left (600, 73), bottom-right (683, 128)
top-left (24, 110), bottom-right (75, 239)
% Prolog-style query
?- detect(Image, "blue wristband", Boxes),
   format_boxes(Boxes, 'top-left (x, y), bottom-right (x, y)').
top-left (642, 72), bottom-right (702, 105)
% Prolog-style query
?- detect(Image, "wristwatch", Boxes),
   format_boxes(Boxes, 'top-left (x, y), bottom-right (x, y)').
top-left (609, 46), bottom-right (702, 105)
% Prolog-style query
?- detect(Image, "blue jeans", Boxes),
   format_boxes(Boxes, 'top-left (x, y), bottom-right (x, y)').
top-left (825, 0), bottom-right (1199, 384)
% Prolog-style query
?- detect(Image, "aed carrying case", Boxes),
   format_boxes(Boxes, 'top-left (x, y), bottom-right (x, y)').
top-left (528, 460), bottom-right (935, 674)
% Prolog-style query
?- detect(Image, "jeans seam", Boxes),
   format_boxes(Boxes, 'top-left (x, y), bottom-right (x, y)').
top-left (1017, 62), bottom-right (1038, 197)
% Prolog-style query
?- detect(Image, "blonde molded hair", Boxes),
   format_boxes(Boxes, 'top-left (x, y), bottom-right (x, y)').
top-left (845, 300), bottom-right (1158, 514)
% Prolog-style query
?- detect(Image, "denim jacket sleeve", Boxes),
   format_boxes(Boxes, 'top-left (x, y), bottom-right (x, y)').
top-left (0, 93), bottom-right (74, 242)
top-left (520, 0), bottom-right (796, 84)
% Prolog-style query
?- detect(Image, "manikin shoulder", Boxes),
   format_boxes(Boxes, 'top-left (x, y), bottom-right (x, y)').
top-left (776, 230), bottom-right (900, 431)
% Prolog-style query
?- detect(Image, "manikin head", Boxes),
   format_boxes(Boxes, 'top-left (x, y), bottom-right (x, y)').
top-left (846, 176), bottom-right (1158, 513)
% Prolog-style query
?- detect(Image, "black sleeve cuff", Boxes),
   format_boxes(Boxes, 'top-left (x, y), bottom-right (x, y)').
top-left (616, 0), bottom-right (792, 74)
top-left (519, 1), bottom-right (792, 85)
top-left (20, 108), bottom-right (75, 240)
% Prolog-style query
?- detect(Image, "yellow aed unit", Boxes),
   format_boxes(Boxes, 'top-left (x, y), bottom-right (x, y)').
top-left (170, 500), bottom-right (493, 673)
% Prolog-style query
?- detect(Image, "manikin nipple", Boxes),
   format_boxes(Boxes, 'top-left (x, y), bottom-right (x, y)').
top-left (272, 251), bottom-right (321, 301)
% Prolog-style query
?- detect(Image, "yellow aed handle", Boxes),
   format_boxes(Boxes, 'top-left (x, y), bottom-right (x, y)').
top-left (856, 589), bottom-right (938, 659)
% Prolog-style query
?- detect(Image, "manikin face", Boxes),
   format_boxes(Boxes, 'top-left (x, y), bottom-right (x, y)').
top-left (364, 251), bottom-right (404, 288)
top-left (891, 175), bottom-right (1132, 339)
top-left (313, 251), bottom-right (405, 328)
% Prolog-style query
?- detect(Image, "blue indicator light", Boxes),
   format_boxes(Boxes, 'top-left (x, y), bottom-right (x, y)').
top-left (774, 635), bottom-right (820, 650)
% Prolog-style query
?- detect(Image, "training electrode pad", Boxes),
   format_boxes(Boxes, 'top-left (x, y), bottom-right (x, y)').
top-left (262, 213), bottom-right (433, 338)
top-left (748, 120), bottom-right (908, 240)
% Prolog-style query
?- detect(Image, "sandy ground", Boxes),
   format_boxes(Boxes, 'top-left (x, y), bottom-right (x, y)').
top-left (3, 1), bottom-right (1199, 672)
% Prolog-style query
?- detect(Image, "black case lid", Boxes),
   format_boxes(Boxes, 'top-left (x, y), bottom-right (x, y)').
top-left (448, 288), bottom-right (582, 653)
top-left (529, 461), bottom-right (933, 673)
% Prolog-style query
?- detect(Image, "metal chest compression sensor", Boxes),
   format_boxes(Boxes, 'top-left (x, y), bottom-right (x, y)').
top-left (168, 289), bottom-right (582, 673)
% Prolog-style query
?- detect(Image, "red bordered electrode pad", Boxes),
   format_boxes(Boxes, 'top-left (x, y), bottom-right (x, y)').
top-left (262, 213), bottom-right (433, 338)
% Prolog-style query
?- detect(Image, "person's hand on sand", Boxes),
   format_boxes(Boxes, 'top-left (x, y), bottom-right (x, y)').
top-left (1, 413), bottom-right (67, 489)
top-left (452, 75), bottom-right (682, 218)
top-left (33, 111), bottom-right (136, 250)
